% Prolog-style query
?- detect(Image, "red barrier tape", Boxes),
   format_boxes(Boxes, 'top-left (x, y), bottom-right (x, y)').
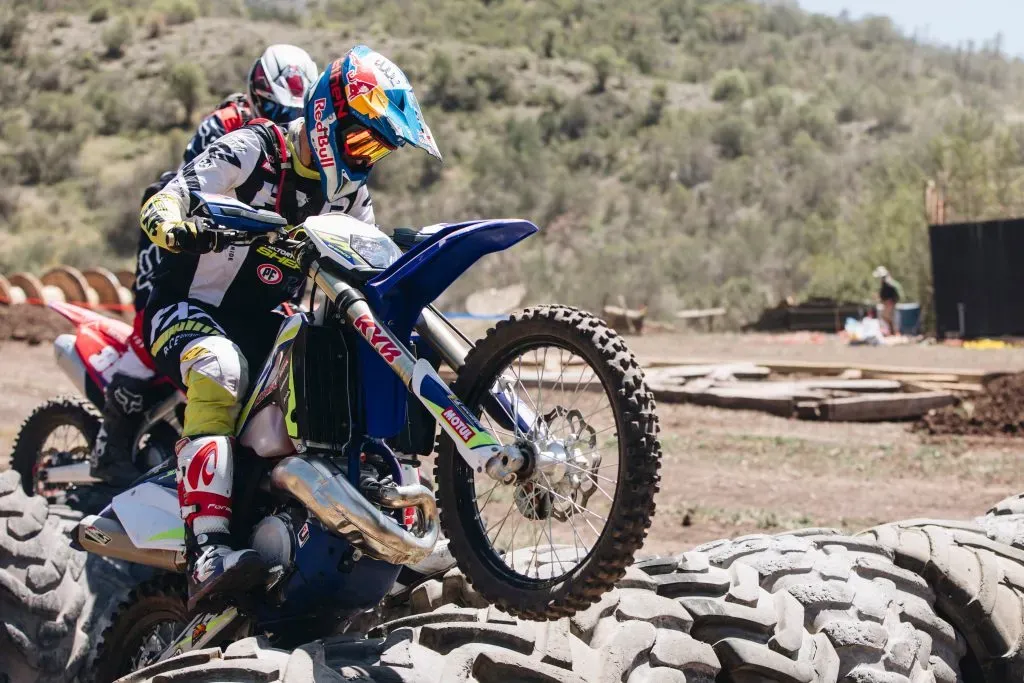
top-left (0, 297), bottom-right (133, 313)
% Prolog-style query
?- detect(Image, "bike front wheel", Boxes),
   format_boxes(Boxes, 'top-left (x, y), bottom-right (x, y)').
top-left (435, 305), bottom-right (661, 620)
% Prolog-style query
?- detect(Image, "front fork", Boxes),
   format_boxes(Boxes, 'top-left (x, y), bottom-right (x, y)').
top-left (313, 266), bottom-right (526, 481)
top-left (416, 305), bottom-right (538, 438)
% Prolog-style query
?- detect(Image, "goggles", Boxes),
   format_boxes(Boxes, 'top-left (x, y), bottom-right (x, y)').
top-left (343, 128), bottom-right (395, 166)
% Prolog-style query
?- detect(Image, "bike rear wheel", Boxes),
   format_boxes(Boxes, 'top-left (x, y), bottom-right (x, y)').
top-left (435, 305), bottom-right (661, 619)
top-left (10, 396), bottom-right (100, 501)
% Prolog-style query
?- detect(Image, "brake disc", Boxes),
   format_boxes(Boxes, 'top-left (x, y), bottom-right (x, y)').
top-left (542, 407), bottom-right (601, 522)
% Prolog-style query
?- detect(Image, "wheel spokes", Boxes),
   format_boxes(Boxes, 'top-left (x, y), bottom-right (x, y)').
top-left (471, 342), bottom-right (621, 582)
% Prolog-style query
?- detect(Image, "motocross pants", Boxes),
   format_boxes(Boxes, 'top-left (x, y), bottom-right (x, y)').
top-left (91, 315), bottom-right (159, 487)
top-left (144, 300), bottom-right (282, 536)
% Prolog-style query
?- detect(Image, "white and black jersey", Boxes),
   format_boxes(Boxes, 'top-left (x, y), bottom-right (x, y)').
top-left (143, 121), bottom-right (374, 314)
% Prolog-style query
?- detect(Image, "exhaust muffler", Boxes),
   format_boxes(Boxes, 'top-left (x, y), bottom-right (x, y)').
top-left (76, 515), bottom-right (186, 573)
top-left (270, 456), bottom-right (438, 565)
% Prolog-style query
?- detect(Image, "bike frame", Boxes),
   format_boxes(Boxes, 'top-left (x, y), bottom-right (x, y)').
top-left (197, 191), bottom-right (543, 476)
top-left (309, 218), bottom-right (538, 475)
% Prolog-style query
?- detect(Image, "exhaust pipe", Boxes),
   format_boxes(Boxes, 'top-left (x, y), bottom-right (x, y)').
top-left (270, 456), bottom-right (438, 565)
top-left (75, 515), bottom-right (186, 573)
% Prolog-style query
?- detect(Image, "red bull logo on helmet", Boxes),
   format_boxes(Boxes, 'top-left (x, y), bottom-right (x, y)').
top-left (345, 53), bottom-right (389, 119)
top-left (311, 98), bottom-right (335, 168)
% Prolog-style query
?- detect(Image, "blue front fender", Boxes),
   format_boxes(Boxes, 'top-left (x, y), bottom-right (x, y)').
top-left (355, 219), bottom-right (536, 438)
top-left (365, 218), bottom-right (538, 340)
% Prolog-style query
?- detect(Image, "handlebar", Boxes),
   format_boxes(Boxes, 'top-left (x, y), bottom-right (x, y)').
top-left (196, 218), bottom-right (302, 252)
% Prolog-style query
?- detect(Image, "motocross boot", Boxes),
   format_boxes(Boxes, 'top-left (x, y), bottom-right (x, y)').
top-left (90, 373), bottom-right (151, 488)
top-left (177, 435), bottom-right (266, 611)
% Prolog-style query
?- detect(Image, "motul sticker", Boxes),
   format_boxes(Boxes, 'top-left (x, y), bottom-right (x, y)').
top-left (352, 314), bottom-right (401, 363)
top-left (442, 407), bottom-right (475, 443)
top-left (297, 521), bottom-right (310, 548)
top-left (257, 263), bottom-right (283, 285)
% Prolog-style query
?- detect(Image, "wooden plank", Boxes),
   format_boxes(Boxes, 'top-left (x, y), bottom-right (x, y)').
top-left (814, 392), bottom-right (957, 422)
top-left (675, 307), bottom-right (727, 320)
top-left (904, 381), bottom-right (985, 394)
top-left (648, 382), bottom-right (698, 403)
top-left (860, 371), bottom-right (960, 383)
top-left (794, 379), bottom-right (902, 393)
top-left (645, 364), bottom-right (771, 382)
top-left (795, 401), bottom-right (822, 420)
top-left (640, 357), bottom-right (1005, 384)
top-left (684, 387), bottom-right (797, 416)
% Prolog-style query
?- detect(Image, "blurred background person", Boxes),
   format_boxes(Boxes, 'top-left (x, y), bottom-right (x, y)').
top-left (873, 266), bottom-right (904, 334)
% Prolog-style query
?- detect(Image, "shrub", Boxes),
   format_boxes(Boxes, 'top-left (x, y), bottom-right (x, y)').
top-left (539, 19), bottom-right (560, 58)
top-left (711, 68), bottom-right (750, 103)
top-left (73, 50), bottom-right (98, 70)
top-left (0, 12), bottom-right (27, 51)
top-left (712, 115), bottom-right (754, 159)
top-left (835, 100), bottom-right (858, 124)
top-left (627, 42), bottom-right (659, 75)
top-left (30, 92), bottom-right (83, 131)
top-left (589, 46), bottom-right (618, 93)
top-left (14, 130), bottom-right (85, 185)
top-left (642, 83), bottom-right (668, 127)
top-left (36, 63), bottom-right (64, 91)
top-left (102, 16), bottom-right (132, 59)
top-left (87, 88), bottom-right (125, 135)
top-left (144, 11), bottom-right (167, 39)
top-left (165, 61), bottom-right (206, 124)
top-left (88, 3), bottom-right (110, 23)
top-left (753, 86), bottom-right (792, 124)
top-left (156, 0), bottom-right (199, 25)
top-left (556, 97), bottom-right (592, 140)
top-left (425, 53), bottom-right (515, 112)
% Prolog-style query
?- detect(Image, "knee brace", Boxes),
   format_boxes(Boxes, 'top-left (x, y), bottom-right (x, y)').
top-left (179, 336), bottom-right (249, 437)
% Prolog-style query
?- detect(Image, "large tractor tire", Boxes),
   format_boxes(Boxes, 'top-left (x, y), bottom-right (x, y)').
top-left (126, 529), bottom-right (964, 683)
top-left (861, 499), bottom-right (1024, 683)
top-left (0, 470), bottom-right (150, 683)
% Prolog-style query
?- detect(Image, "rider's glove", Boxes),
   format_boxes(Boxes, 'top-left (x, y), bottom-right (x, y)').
top-left (165, 222), bottom-right (222, 254)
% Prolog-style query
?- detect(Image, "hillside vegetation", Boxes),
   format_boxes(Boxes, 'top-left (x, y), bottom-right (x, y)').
top-left (3, 0), bottom-right (1024, 325)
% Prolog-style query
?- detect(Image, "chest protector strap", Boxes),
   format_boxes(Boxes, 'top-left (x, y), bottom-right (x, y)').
top-left (244, 118), bottom-right (289, 214)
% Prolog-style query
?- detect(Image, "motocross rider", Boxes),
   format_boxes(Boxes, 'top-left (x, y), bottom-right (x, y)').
top-left (138, 46), bottom-right (441, 608)
top-left (90, 45), bottom-right (319, 493)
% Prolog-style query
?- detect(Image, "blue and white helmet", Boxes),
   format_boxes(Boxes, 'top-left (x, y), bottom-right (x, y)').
top-left (304, 45), bottom-right (441, 201)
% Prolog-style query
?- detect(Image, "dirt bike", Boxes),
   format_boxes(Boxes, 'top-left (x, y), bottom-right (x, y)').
top-left (11, 292), bottom-right (304, 511)
top-left (10, 302), bottom-right (184, 506)
top-left (67, 193), bottom-right (661, 676)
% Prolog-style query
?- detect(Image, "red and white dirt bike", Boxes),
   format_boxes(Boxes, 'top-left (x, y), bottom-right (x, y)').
top-left (11, 302), bottom-right (184, 508)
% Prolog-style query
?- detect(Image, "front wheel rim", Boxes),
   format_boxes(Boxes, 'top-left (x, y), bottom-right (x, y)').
top-left (466, 341), bottom-right (623, 583)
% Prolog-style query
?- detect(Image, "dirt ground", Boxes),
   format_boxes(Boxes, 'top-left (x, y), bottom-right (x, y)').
top-left (2, 331), bottom-right (1023, 555)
